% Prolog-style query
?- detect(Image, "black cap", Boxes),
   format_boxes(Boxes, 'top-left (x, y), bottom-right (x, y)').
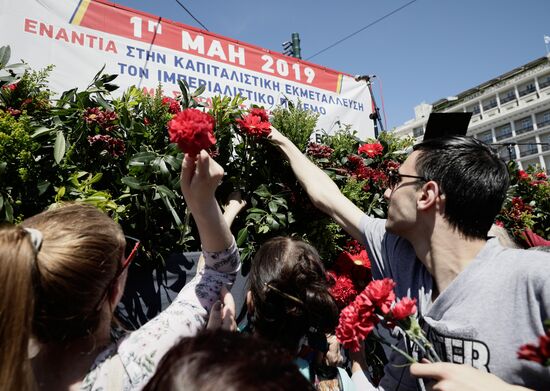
top-left (423, 112), bottom-right (472, 140)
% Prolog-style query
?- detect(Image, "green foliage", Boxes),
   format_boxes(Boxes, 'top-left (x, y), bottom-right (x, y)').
top-left (271, 101), bottom-right (319, 152)
top-left (3, 42), bottom-right (546, 271)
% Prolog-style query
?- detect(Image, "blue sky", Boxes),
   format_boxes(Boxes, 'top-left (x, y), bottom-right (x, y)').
top-left (114, 0), bottom-right (550, 130)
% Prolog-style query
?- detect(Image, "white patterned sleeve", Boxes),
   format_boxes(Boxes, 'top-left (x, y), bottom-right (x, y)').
top-left (116, 240), bottom-right (240, 389)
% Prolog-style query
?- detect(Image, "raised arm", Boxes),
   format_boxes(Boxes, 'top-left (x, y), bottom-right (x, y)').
top-left (180, 150), bottom-right (233, 252)
top-left (269, 127), bottom-right (365, 242)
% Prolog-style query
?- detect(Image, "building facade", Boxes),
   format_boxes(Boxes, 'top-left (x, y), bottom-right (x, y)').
top-left (394, 55), bottom-right (550, 171)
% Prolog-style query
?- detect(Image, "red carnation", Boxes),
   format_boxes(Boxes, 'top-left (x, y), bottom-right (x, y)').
top-left (335, 303), bottom-right (362, 352)
top-left (365, 278), bottom-right (396, 315)
top-left (162, 96), bottom-right (181, 114)
top-left (2, 83), bottom-right (17, 91)
top-left (236, 108), bottom-right (271, 137)
top-left (390, 297), bottom-right (417, 321)
top-left (517, 170), bottom-right (530, 181)
top-left (249, 107), bottom-right (269, 122)
top-left (327, 271), bottom-right (359, 308)
top-left (535, 171), bottom-right (548, 180)
top-left (167, 108), bottom-right (216, 156)
top-left (358, 142), bottom-right (384, 158)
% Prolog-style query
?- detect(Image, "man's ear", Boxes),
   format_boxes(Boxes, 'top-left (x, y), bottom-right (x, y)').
top-left (417, 181), bottom-right (443, 211)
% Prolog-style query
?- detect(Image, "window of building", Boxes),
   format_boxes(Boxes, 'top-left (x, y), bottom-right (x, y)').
top-left (518, 139), bottom-right (538, 157)
top-left (541, 133), bottom-right (550, 152)
top-left (519, 82), bottom-right (536, 97)
top-left (482, 97), bottom-right (498, 111)
top-left (476, 130), bottom-right (493, 144)
top-left (412, 127), bottom-right (424, 137)
top-left (467, 104), bottom-right (481, 115)
top-left (499, 89), bottom-right (516, 104)
top-left (515, 117), bottom-right (533, 135)
top-left (538, 74), bottom-right (550, 89)
top-left (537, 111), bottom-right (550, 129)
top-left (495, 124), bottom-right (512, 141)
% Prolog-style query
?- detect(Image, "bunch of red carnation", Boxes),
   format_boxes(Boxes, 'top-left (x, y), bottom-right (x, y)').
top-left (335, 278), bottom-right (424, 359)
top-left (517, 322), bottom-right (550, 366)
top-left (167, 108), bottom-right (216, 156)
top-left (236, 107), bottom-right (271, 138)
top-left (327, 241), bottom-right (371, 309)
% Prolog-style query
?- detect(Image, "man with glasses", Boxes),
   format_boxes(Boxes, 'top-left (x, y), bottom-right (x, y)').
top-left (269, 128), bottom-right (550, 390)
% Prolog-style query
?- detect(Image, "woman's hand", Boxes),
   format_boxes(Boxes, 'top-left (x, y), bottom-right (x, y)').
top-left (180, 150), bottom-right (233, 252)
top-left (180, 150), bottom-right (224, 214)
top-left (206, 286), bottom-right (237, 331)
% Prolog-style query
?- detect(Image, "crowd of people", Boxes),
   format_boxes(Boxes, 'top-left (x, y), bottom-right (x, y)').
top-left (1, 128), bottom-right (549, 390)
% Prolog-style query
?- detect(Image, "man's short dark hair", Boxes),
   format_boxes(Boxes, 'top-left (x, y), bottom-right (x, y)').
top-left (413, 136), bottom-right (509, 239)
top-left (142, 329), bottom-right (314, 391)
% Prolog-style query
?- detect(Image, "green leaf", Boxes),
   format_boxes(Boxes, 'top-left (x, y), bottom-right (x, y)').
top-left (246, 213), bottom-right (262, 222)
top-left (4, 200), bottom-right (13, 222)
top-left (95, 93), bottom-right (112, 110)
top-left (247, 207), bottom-right (266, 214)
top-left (266, 215), bottom-right (280, 230)
top-left (0, 162), bottom-right (6, 176)
top-left (91, 64), bottom-right (107, 84)
top-left (156, 185), bottom-right (176, 199)
top-left (268, 201), bottom-right (279, 214)
top-left (254, 184), bottom-right (271, 198)
top-left (89, 173), bottom-right (103, 184)
top-left (56, 186), bottom-right (66, 199)
top-left (31, 126), bottom-right (54, 139)
top-left (37, 181), bottom-right (50, 195)
top-left (0, 45), bottom-right (10, 68)
top-left (121, 176), bottom-right (143, 190)
top-left (236, 227), bottom-right (248, 246)
top-left (54, 131), bottom-right (66, 164)
top-left (163, 155), bottom-right (180, 170)
top-left (0, 195), bottom-right (3, 211)
top-left (192, 85), bottom-right (206, 97)
top-left (161, 195), bottom-right (183, 227)
top-left (178, 79), bottom-right (189, 108)
top-left (129, 152), bottom-right (157, 165)
top-left (287, 212), bottom-right (296, 224)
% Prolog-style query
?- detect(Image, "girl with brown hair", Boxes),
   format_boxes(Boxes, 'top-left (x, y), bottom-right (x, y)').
top-left (0, 150), bottom-right (240, 390)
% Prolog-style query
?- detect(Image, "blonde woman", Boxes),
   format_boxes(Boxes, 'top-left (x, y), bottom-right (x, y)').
top-left (0, 151), bottom-right (239, 390)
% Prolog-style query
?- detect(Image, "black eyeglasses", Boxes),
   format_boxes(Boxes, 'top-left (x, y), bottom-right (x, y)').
top-left (95, 235), bottom-right (140, 310)
top-left (387, 170), bottom-right (429, 190)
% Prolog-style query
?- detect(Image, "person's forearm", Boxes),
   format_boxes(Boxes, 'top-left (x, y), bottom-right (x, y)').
top-left (271, 130), bottom-right (365, 242)
top-left (274, 135), bottom-right (341, 214)
top-left (191, 198), bottom-right (234, 253)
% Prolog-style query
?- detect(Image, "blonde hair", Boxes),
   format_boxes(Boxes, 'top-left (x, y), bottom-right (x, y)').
top-left (22, 203), bottom-right (125, 342)
top-left (0, 226), bottom-right (37, 391)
